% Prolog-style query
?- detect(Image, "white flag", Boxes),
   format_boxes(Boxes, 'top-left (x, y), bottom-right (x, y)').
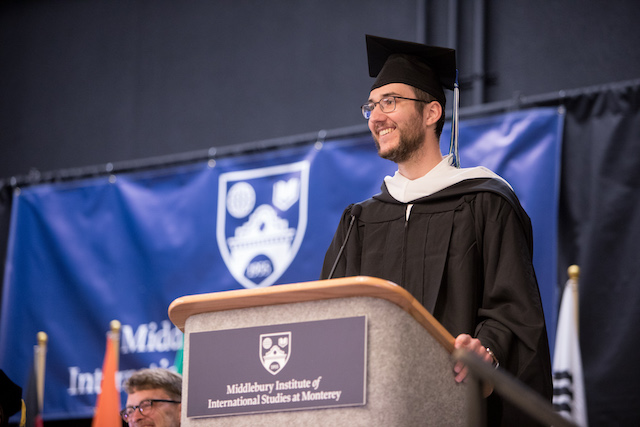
top-left (553, 276), bottom-right (588, 426)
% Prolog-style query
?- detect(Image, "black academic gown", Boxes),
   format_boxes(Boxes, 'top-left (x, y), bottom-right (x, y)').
top-left (321, 177), bottom-right (553, 426)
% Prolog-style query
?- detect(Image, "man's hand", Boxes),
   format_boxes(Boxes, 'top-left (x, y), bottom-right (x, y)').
top-left (453, 333), bottom-right (496, 396)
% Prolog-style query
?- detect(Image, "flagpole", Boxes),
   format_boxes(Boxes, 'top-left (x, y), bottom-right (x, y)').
top-left (36, 331), bottom-right (47, 414)
top-left (568, 265), bottom-right (580, 335)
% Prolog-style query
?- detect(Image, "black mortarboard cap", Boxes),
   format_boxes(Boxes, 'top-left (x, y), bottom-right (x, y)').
top-left (0, 369), bottom-right (23, 419)
top-left (366, 35), bottom-right (456, 106)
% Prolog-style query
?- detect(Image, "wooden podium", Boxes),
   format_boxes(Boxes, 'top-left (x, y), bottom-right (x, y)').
top-left (169, 276), bottom-right (469, 426)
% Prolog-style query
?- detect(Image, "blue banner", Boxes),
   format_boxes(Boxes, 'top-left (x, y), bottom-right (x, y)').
top-left (0, 107), bottom-right (562, 420)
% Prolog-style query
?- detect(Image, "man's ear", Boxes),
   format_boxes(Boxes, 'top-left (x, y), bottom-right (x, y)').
top-left (424, 101), bottom-right (442, 127)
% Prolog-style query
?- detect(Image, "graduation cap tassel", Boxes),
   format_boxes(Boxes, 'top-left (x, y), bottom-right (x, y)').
top-left (449, 69), bottom-right (460, 168)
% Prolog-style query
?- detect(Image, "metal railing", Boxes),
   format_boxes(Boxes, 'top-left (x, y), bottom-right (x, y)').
top-left (453, 349), bottom-right (578, 427)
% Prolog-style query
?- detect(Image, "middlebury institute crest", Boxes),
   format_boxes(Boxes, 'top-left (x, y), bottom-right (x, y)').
top-left (216, 161), bottom-right (310, 289)
top-left (260, 332), bottom-right (291, 375)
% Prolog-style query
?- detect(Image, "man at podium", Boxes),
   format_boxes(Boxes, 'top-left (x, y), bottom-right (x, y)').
top-left (321, 35), bottom-right (552, 426)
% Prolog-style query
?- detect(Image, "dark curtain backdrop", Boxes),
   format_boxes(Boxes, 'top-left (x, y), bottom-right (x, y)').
top-left (559, 82), bottom-right (640, 425)
top-left (2, 82), bottom-right (640, 424)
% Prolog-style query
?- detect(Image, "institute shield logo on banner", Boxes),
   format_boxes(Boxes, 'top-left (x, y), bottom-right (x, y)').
top-left (217, 161), bottom-right (310, 289)
top-left (260, 332), bottom-right (291, 375)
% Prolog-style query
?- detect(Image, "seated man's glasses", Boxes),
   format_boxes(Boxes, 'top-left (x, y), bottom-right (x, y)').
top-left (120, 399), bottom-right (180, 422)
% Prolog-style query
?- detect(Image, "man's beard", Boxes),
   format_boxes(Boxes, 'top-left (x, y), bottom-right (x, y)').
top-left (375, 120), bottom-right (425, 164)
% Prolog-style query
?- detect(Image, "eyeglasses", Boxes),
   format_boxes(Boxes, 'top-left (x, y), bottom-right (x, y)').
top-left (120, 399), bottom-right (180, 422)
top-left (361, 96), bottom-right (428, 119)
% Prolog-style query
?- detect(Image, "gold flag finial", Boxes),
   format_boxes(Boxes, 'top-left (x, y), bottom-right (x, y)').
top-left (568, 264), bottom-right (580, 280)
top-left (37, 331), bottom-right (48, 346)
top-left (109, 320), bottom-right (121, 334)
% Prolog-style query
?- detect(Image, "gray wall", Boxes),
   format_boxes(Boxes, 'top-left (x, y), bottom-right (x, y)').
top-left (1, 0), bottom-right (639, 179)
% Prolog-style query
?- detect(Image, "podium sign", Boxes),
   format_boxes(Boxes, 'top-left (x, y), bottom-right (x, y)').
top-left (187, 316), bottom-right (367, 418)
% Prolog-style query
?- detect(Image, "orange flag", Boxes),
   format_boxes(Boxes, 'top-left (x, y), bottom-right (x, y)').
top-left (92, 320), bottom-right (121, 427)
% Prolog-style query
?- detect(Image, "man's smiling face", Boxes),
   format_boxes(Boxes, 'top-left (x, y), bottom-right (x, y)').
top-left (367, 83), bottom-right (427, 164)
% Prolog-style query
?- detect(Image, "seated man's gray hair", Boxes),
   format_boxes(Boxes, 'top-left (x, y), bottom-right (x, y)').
top-left (123, 368), bottom-right (182, 401)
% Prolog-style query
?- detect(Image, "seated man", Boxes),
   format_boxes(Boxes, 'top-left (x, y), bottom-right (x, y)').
top-left (121, 368), bottom-right (182, 427)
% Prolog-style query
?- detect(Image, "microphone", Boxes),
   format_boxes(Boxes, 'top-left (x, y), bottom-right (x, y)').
top-left (327, 204), bottom-right (362, 280)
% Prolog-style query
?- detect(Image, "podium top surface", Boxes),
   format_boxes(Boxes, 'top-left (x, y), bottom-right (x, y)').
top-left (168, 276), bottom-right (454, 352)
